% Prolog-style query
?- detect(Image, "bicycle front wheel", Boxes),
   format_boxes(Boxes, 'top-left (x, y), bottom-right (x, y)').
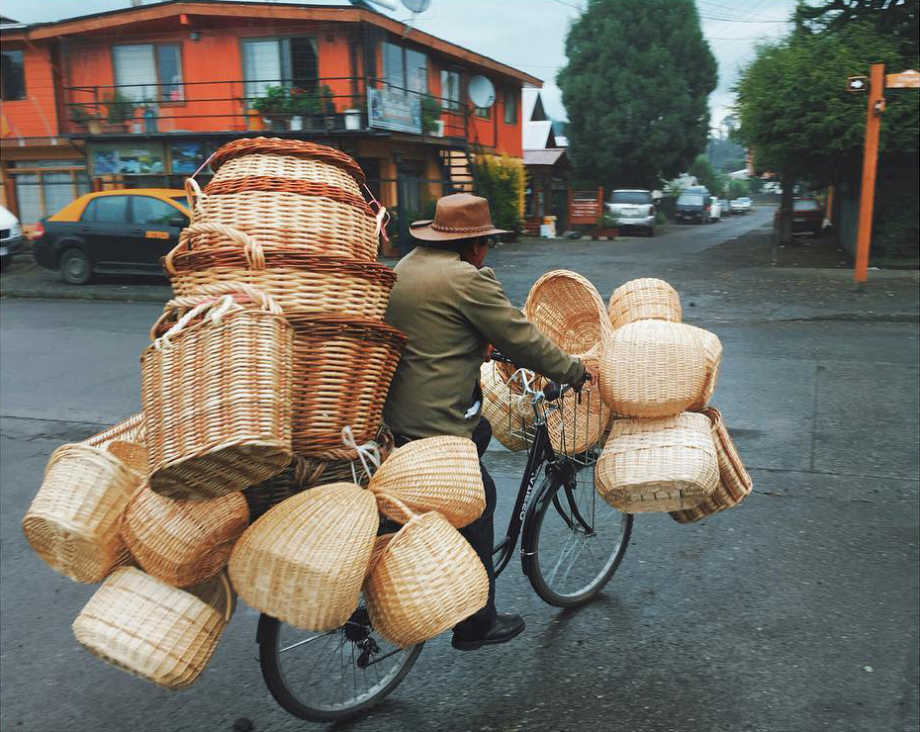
top-left (258, 603), bottom-right (424, 723)
top-left (525, 462), bottom-right (633, 607)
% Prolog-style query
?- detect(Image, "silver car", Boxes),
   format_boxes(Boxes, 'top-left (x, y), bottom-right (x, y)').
top-left (606, 189), bottom-right (655, 237)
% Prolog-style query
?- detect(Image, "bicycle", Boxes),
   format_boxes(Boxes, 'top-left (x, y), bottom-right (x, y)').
top-left (256, 352), bottom-right (634, 722)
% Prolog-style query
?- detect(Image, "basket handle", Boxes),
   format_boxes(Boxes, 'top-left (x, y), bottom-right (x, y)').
top-left (217, 571), bottom-right (234, 623)
top-left (367, 533), bottom-right (396, 574)
top-left (185, 177), bottom-right (205, 225)
top-left (373, 492), bottom-right (416, 525)
top-left (168, 222), bottom-right (266, 273)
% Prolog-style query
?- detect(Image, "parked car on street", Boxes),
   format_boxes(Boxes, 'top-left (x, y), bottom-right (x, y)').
top-left (709, 196), bottom-right (722, 222)
top-left (32, 189), bottom-right (189, 285)
top-left (606, 189), bottom-right (655, 237)
top-left (1, 205), bottom-right (25, 272)
top-left (774, 197), bottom-right (824, 236)
top-left (675, 189), bottom-right (712, 224)
top-left (730, 197), bottom-right (752, 214)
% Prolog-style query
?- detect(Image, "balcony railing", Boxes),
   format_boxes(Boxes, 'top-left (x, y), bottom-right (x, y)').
top-left (63, 76), bottom-right (476, 143)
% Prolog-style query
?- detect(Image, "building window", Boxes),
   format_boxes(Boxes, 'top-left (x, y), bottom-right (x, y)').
top-left (113, 44), bottom-right (184, 102)
top-left (440, 69), bottom-right (460, 111)
top-left (474, 105), bottom-right (490, 120)
top-left (504, 89), bottom-right (517, 124)
top-left (11, 163), bottom-right (90, 225)
top-left (382, 41), bottom-right (428, 96)
top-left (1, 50), bottom-right (26, 101)
top-left (242, 37), bottom-right (318, 100)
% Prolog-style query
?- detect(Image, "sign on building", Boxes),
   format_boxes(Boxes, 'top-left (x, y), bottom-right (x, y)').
top-left (368, 88), bottom-right (422, 135)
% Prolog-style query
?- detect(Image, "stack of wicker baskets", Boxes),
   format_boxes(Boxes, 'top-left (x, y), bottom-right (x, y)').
top-left (596, 278), bottom-right (752, 518)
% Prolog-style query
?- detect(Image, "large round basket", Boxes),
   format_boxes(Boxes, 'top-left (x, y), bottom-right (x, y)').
top-left (368, 436), bottom-right (485, 529)
top-left (523, 269), bottom-right (610, 356)
top-left (22, 444), bottom-right (143, 583)
top-left (288, 315), bottom-right (406, 459)
top-left (121, 484), bottom-right (249, 587)
top-left (480, 360), bottom-right (534, 452)
top-left (685, 325), bottom-right (723, 411)
top-left (228, 483), bottom-right (378, 631)
top-left (600, 320), bottom-right (709, 418)
top-left (165, 223), bottom-right (396, 321)
top-left (596, 412), bottom-right (719, 513)
top-left (671, 408), bottom-right (753, 523)
top-left (142, 285), bottom-right (293, 500)
top-left (72, 567), bottom-right (234, 689)
top-left (208, 137), bottom-right (367, 186)
top-left (364, 494), bottom-right (489, 648)
top-left (607, 278), bottom-right (682, 329)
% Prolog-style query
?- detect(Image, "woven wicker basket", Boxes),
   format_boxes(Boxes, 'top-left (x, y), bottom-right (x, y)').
top-left (121, 484), bottom-right (249, 587)
top-left (607, 278), bottom-right (682, 329)
top-left (72, 567), bottom-right (234, 689)
top-left (364, 494), bottom-right (489, 648)
top-left (545, 350), bottom-right (611, 455)
top-left (684, 325), bottom-right (723, 411)
top-left (166, 224), bottom-right (396, 320)
top-left (524, 270), bottom-right (610, 353)
top-left (208, 137), bottom-right (367, 185)
top-left (368, 436), bottom-right (485, 529)
top-left (229, 482), bottom-right (378, 630)
top-left (142, 284), bottom-right (293, 500)
top-left (83, 413), bottom-right (145, 448)
top-left (210, 154), bottom-right (363, 196)
top-left (288, 315), bottom-right (405, 459)
top-left (600, 320), bottom-right (709, 418)
top-left (596, 412), bottom-right (719, 513)
top-left (671, 408), bottom-right (753, 523)
top-left (22, 444), bottom-right (144, 583)
top-left (480, 360), bottom-right (533, 452)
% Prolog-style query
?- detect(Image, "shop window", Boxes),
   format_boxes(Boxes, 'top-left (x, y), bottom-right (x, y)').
top-left (1, 49), bottom-right (26, 101)
top-left (242, 37), bottom-right (318, 99)
top-left (440, 69), bottom-right (461, 111)
top-left (383, 42), bottom-right (428, 96)
top-left (504, 89), bottom-right (517, 124)
top-left (113, 44), bottom-right (184, 102)
top-left (12, 166), bottom-right (89, 224)
top-left (14, 175), bottom-right (41, 225)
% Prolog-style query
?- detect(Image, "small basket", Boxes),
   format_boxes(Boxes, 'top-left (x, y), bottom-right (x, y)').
top-left (22, 444), bottom-right (144, 583)
top-left (480, 360), bottom-right (534, 452)
top-left (544, 350), bottom-right (611, 457)
top-left (121, 484), bottom-right (249, 587)
top-left (165, 223), bottom-right (396, 320)
top-left (671, 408), bottom-right (753, 523)
top-left (142, 284), bottom-right (293, 500)
top-left (685, 325), bottom-right (723, 411)
top-left (368, 436), bottom-right (485, 529)
top-left (364, 494), bottom-right (489, 648)
top-left (72, 567), bottom-right (234, 689)
top-left (600, 320), bottom-right (709, 418)
top-left (228, 482), bottom-right (378, 631)
top-left (288, 315), bottom-right (406, 459)
top-left (524, 270), bottom-right (610, 354)
top-left (596, 412), bottom-right (719, 513)
top-left (83, 413), bottom-right (145, 448)
top-left (608, 278), bottom-right (682, 329)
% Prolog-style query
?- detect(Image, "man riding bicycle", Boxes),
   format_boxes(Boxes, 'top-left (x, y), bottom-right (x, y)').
top-left (383, 193), bottom-right (592, 651)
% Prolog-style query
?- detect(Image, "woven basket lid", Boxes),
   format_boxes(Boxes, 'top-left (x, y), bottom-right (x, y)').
top-left (608, 277), bottom-right (682, 329)
top-left (208, 137), bottom-right (366, 185)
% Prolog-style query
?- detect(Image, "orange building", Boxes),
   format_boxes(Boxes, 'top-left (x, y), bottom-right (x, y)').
top-left (0, 1), bottom-right (538, 244)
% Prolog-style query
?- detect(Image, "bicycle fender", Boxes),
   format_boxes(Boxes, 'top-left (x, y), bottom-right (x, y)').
top-left (519, 475), bottom-right (560, 578)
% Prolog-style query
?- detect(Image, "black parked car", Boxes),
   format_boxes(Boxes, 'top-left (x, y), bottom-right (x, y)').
top-left (32, 189), bottom-right (190, 285)
top-left (675, 189), bottom-right (712, 224)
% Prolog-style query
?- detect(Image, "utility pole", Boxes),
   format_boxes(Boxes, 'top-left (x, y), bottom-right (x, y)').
top-left (853, 63), bottom-right (884, 284)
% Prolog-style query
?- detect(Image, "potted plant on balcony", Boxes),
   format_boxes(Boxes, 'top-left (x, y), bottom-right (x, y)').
top-left (319, 85), bottom-right (340, 132)
top-left (421, 96), bottom-right (443, 136)
top-left (69, 105), bottom-right (103, 135)
top-left (103, 91), bottom-right (136, 133)
top-left (591, 210), bottom-right (619, 240)
top-left (254, 85), bottom-right (292, 132)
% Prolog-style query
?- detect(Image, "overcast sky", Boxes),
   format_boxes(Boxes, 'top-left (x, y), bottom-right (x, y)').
top-left (2, 0), bottom-right (798, 130)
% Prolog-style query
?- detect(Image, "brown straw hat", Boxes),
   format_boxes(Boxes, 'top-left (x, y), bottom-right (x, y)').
top-left (410, 193), bottom-right (510, 242)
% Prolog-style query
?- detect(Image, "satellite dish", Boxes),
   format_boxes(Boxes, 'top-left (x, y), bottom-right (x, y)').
top-left (468, 75), bottom-right (495, 108)
top-left (401, 0), bottom-right (431, 12)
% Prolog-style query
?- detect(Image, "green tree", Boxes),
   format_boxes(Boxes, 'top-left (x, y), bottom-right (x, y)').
top-left (557, 0), bottom-right (717, 190)
top-left (734, 20), bottom-right (918, 244)
top-left (795, 0), bottom-right (919, 56)
top-left (688, 155), bottom-right (724, 195)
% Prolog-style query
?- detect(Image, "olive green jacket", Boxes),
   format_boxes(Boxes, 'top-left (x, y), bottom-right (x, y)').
top-left (383, 245), bottom-right (585, 440)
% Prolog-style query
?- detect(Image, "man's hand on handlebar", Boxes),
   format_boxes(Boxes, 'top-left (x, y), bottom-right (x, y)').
top-left (573, 362), bottom-right (598, 393)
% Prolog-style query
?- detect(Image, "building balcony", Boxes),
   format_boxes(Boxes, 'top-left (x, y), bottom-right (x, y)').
top-left (62, 76), bottom-right (481, 146)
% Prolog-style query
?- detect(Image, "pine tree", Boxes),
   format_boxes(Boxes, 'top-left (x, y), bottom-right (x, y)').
top-left (557, 0), bottom-right (717, 190)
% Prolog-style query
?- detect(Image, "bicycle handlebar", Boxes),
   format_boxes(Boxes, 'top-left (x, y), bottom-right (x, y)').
top-left (490, 350), bottom-right (584, 403)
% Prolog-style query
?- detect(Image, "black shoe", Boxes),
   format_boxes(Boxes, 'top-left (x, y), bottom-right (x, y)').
top-left (451, 613), bottom-right (525, 651)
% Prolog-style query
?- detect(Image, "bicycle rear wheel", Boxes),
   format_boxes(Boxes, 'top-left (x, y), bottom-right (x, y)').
top-left (525, 461), bottom-right (633, 607)
top-left (258, 602), bottom-right (424, 723)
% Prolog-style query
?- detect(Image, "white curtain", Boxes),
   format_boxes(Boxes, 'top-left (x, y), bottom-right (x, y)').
top-left (113, 45), bottom-right (157, 101)
top-left (243, 40), bottom-right (282, 99)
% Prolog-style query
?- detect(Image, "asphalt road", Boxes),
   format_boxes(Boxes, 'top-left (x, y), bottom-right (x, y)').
top-left (1, 210), bottom-right (918, 732)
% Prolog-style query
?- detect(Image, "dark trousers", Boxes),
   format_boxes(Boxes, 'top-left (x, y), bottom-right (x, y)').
top-left (393, 417), bottom-right (498, 638)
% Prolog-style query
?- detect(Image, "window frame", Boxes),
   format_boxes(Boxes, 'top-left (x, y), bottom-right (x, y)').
top-left (381, 40), bottom-right (428, 97)
top-left (240, 35), bottom-right (320, 100)
top-left (111, 43), bottom-right (185, 104)
top-left (439, 68), bottom-right (461, 111)
top-left (474, 104), bottom-right (491, 120)
top-left (1, 49), bottom-right (27, 102)
top-left (503, 88), bottom-right (517, 125)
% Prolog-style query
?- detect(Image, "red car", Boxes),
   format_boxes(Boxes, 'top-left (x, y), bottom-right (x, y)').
top-left (775, 197), bottom-right (824, 236)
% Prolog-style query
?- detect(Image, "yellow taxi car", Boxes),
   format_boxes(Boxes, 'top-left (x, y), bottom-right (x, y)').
top-left (32, 189), bottom-right (189, 285)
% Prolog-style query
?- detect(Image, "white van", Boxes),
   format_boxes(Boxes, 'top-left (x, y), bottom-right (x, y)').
top-left (0, 205), bottom-right (24, 271)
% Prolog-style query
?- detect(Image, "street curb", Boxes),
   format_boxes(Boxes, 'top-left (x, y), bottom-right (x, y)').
top-left (1, 288), bottom-right (170, 303)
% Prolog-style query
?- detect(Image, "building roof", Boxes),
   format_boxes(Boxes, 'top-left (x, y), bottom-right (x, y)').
top-left (0, 1), bottom-right (542, 87)
top-left (523, 148), bottom-right (567, 167)
top-left (523, 120), bottom-right (556, 150)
